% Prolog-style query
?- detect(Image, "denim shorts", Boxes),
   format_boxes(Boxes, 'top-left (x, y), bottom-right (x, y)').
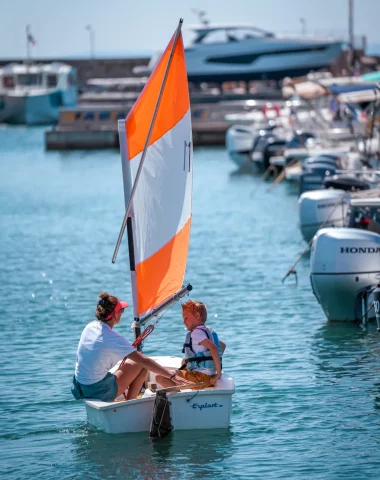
top-left (71, 372), bottom-right (118, 402)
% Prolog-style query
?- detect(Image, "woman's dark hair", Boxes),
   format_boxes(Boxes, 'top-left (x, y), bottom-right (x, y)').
top-left (95, 292), bottom-right (118, 321)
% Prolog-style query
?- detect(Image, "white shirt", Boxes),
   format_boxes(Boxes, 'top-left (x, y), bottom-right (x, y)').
top-left (75, 320), bottom-right (135, 385)
top-left (190, 327), bottom-right (217, 375)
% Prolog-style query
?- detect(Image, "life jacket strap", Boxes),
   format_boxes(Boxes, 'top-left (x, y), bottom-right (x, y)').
top-left (178, 355), bottom-right (215, 370)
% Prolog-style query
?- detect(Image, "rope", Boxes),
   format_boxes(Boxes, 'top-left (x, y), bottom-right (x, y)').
top-left (282, 200), bottom-right (346, 283)
top-left (357, 302), bottom-right (374, 325)
top-left (266, 158), bottom-right (301, 192)
top-left (250, 164), bottom-right (278, 199)
top-left (186, 389), bottom-right (200, 403)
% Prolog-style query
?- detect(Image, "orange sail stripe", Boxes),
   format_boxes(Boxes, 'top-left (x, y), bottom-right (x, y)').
top-left (126, 33), bottom-right (190, 161)
top-left (135, 216), bottom-right (192, 315)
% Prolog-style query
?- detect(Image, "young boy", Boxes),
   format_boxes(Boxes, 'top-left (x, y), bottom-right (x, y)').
top-left (156, 300), bottom-right (226, 389)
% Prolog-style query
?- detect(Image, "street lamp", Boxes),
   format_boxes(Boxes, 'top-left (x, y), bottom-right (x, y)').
top-left (85, 25), bottom-right (95, 59)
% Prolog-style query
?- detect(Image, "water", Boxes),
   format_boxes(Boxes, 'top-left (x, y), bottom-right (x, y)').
top-left (1, 126), bottom-right (380, 479)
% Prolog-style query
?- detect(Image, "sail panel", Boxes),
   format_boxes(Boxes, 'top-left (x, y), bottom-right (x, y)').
top-left (135, 216), bottom-right (191, 315)
top-left (129, 110), bottom-right (192, 262)
top-left (126, 33), bottom-right (189, 163)
top-left (123, 30), bottom-right (193, 317)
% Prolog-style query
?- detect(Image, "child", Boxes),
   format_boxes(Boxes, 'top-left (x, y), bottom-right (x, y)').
top-left (156, 300), bottom-right (226, 389)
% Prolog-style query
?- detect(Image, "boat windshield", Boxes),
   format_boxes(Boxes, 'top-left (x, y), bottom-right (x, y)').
top-left (184, 27), bottom-right (274, 46)
top-left (17, 74), bottom-right (42, 87)
top-left (47, 74), bottom-right (58, 88)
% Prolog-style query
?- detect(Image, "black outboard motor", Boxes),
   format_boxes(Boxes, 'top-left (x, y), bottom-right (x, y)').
top-left (262, 138), bottom-right (287, 169)
top-left (323, 175), bottom-right (371, 191)
top-left (299, 166), bottom-right (337, 195)
top-left (374, 284), bottom-right (380, 331)
top-left (299, 154), bottom-right (341, 195)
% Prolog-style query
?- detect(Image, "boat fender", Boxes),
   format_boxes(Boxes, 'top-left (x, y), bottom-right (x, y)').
top-left (262, 104), bottom-right (280, 118)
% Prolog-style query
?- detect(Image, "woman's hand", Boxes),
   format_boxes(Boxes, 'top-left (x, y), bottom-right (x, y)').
top-left (169, 371), bottom-right (195, 387)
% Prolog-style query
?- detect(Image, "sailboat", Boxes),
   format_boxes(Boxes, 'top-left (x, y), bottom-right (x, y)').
top-left (83, 20), bottom-right (235, 434)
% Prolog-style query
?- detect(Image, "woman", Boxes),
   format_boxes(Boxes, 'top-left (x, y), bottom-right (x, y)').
top-left (71, 292), bottom-right (192, 402)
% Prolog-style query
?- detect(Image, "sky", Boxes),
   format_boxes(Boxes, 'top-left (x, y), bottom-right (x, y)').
top-left (0, 0), bottom-right (379, 59)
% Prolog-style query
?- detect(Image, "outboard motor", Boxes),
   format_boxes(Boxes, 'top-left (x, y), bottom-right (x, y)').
top-left (226, 124), bottom-right (257, 169)
top-left (262, 138), bottom-right (287, 170)
top-left (300, 166), bottom-right (337, 195)
top-left (374, 284), bottom-right (380, 331)
top-left (298, 189), bottom-right (348, 243)
top-left (323, 175), bottom-right (371, 191)
top-left (310, 228), bottom-right (380, 321)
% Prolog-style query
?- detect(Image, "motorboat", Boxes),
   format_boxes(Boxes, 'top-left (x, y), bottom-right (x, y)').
top-left (134, 24), bottom-right (343, 83)
top-left (0, 62), bottom-right (77, 124)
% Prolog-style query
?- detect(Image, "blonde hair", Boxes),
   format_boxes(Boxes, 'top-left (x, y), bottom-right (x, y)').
top-left (95, 292), bottom-right (118, 321)
top-left (181, 300), bottom-right (207, 324)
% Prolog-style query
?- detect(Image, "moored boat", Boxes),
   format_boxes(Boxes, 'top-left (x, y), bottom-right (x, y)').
top-left (0, 62), bottom-right (77, 124)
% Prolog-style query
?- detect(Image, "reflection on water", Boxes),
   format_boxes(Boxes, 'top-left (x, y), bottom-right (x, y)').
top-left (311, 322), bottom-right (380, 382)
top-left (72, 427), bottom-right (234, 479)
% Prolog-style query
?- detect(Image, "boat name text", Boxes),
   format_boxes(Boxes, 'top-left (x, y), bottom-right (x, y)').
top-left (191, 402), bottom-right (223, 411)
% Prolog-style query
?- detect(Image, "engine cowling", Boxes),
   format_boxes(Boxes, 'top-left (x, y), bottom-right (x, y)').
top-left (310, 228), bottom-right (380, 321)
top-left (299, 189), bottom-right (348, 243)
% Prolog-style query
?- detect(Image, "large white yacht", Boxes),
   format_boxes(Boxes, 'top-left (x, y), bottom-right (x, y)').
top-left (0, 62), bottom-right (77, 125)
top-left (134, 24), bottom-right (343, 83)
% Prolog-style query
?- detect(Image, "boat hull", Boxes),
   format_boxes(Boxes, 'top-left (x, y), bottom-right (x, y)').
top-left (0, 91), bottom-right (64, 124)
top-left (186, 39), bottom-right (343, 82)
top-left (83, 356), bottom-right (235, 434)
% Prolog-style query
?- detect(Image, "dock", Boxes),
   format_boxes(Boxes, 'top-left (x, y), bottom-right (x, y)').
top-left (45, 96), bottom-right (282, 150)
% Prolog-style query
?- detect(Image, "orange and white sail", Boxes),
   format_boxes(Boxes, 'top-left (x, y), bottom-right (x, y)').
top-left (118, 24), bottom-right (192, 318)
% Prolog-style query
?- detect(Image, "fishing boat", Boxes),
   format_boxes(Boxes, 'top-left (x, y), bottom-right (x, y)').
top-left (0, 62), bottom-right (77, 124)
top-left (83, 20), bottom-right (235, 435)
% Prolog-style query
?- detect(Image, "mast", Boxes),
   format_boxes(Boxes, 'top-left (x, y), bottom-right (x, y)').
top-left (26, 25), bottom-right (30, 64)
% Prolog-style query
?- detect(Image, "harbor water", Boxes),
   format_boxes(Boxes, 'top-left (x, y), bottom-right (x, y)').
top-left (1, 126), bottom-right (380, 479)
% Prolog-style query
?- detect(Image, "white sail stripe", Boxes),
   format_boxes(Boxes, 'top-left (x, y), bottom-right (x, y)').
top-left (128, 108), bottom-right (192, 265)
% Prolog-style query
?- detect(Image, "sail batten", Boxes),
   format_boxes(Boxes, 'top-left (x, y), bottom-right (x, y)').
top-left (120, 26), bottom-right (192, 318)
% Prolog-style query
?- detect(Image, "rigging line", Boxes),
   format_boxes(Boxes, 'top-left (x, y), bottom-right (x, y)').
top-left (186, 389), bottom-right (200, 403)
top-left (282, 199), bottom-right (346, 284)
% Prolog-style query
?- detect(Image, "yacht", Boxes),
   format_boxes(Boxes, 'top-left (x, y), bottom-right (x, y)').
top-left (134, 24), bottom-right (343, 83)
top-left (0, 62), bottom-right (77, 125)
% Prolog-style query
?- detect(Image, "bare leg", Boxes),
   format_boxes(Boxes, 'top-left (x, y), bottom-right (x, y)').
top-left (114, 360), bottom-right (147, 399)
top-left (155, 374), bottom-right (176, 389)
top-left (126, 367), bottom-right (147, 400)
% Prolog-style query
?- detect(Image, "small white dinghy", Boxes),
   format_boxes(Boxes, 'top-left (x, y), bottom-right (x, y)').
top-left (83, 20), bottom-right (235, 434)
top-left (85, 357), bottom-right (234, 434)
